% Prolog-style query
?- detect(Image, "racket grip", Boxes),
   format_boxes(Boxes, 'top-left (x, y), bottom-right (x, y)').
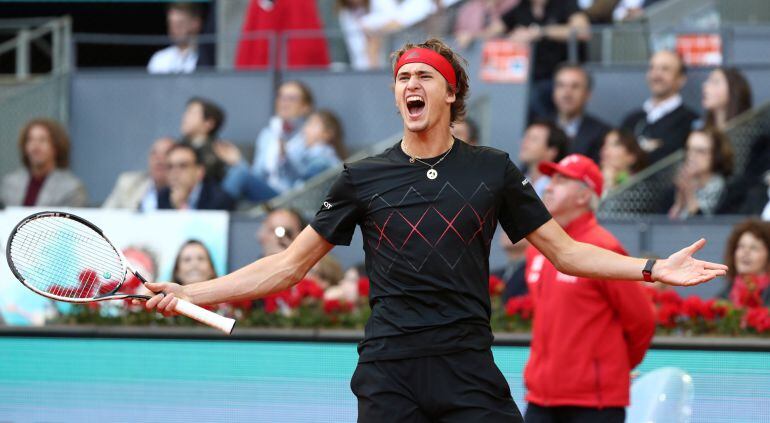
top-left (173, 299), bottom-right (236, 335)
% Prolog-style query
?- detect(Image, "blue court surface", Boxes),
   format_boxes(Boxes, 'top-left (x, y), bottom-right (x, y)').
top-left (0, 338), bottom-right (768, 422)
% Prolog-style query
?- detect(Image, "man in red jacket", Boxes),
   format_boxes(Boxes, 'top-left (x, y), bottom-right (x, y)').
top-left (524, 154), bottom-right (656, 423)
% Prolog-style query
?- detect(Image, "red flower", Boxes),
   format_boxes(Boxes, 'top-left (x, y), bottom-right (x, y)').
top-left (489, 275), bottom-right (504, 297)
top-left (228, 299), bottom-right (254, 311)
top-left (263, 297), bottom-right (278, 314)
top-left (323, 299), bottom-right (353, 315)
top-left (682, 296), bottom-right (704, 319)
top-left (505, 295), bottom-right (534, 320)
top-left (658, 289), bottom-right (682, 306)
top-left (295, 278), bottom-right (324, 300)
top-left (709, 300), bottom-right (728, 318)
top-left (358, 277), bottom-right (370, 297)
top-left (744, 307), bottom-right (770, 333)
top-left (656, 303), bottom-right (680, 328)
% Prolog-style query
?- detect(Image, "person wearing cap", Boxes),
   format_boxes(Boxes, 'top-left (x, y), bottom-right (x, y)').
top-left (141, 39), bottom-right (726, 422)
top-left (523, 154), bottom-right (655, 423)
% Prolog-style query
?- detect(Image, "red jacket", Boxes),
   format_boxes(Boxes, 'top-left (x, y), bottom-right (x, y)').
top-left (235, 0), bottom-right (330, 69)
top-left (524, 212), bottom-right (655, 408)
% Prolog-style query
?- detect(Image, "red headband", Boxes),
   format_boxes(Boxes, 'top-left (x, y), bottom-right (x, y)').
top-left (394, 48), bottom-right (457, 89)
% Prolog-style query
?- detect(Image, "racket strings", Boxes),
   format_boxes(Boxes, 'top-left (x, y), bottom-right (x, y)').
top-left (9, 217), bottom-right (125, 300)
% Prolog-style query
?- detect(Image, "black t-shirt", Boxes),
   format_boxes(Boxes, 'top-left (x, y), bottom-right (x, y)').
top-left (311, 140), bottom-right (551, 362)
top-left (501, 0), bottom-right (581, 80)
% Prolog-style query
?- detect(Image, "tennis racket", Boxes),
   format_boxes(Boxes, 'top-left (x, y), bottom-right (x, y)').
top-left (5, 211), bottom-right (236, 334)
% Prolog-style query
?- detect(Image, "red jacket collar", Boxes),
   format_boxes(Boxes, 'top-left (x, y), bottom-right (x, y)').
top-left (562, 211), bottom-right (597, 237)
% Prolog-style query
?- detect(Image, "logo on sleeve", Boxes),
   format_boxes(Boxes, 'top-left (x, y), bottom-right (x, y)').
top-left (522, 178), bottom-right (531, 186)
top-left (323, 201), bottom-right (332, 209)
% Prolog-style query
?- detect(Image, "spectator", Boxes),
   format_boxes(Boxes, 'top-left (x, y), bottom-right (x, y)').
top-left (102, 137), bottom-right (175, 210)
top-left (257, 208), bottom-right (307, 257)
top-left (1, 118), bottom-right (88, 207)
top-left (668, 129), bottom-right (733, 220)
top-left (700, 67), bottom-right (753, 131)
top-left (451, 117), bottom-right (479, 145)
top-left (325, 263), bottom-right (366, 304)
top-left (338, 0), bottom-right (373, 70)
top-left (720, 219), bottom-right (770, 307)
top-left (217, 81), bottom-right (321, 202)
top-left (488, 0), bottom-right (591, 119)
top-left (158, 144), bottom-right (234, 210)
top-left (147, 2), bottom-right (204, 74)
top-left (518, 119), bottom-right (570, 198)
top-left (524, 154), bottom-right (655, 423)
top-left (172, 240), bottom-right (218, 285)
top-left (297, 109), bottom-right (346, 176)
top-left (621, 51), bottom-right (698, 164)
top-left (308, 254), bottom-right (344, 290)
top-left (235, 0), bottom-right (330, 69)
top-left (360, 0), bottom-right (450, 68)
top-left (739, 171), bottom-right (770, 218)
top-left (552, 62), bottom-right (610, 162)
top-left (599, 129), bottom-right (647, 195)
top-left (453, 0), bottom-right (519, 49)
top-left (494, 234), bottom-right (529, 302)
top-left (179, 96), bottom-right (227, 182)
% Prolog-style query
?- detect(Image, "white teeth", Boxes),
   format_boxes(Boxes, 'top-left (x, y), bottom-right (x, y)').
top-left (407, 96), bottom-right (424, 103)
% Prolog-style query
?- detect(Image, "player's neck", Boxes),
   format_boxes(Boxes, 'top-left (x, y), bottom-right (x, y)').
top-left (402, 126), bottom-right (453, 159)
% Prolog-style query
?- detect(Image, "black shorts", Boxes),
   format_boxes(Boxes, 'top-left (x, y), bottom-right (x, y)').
top-left (524, 403), bottom-right (625, 423)
top-left (350, 348), bottom-right (523, 423)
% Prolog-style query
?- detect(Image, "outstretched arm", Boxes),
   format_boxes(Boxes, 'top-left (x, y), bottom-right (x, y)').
top-left (144, 226), bottom-right (334, 312)
top-left (527, 219), bottom-right (727, 286)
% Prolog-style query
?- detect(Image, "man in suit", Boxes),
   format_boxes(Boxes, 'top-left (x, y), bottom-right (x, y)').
top-left (1, 118), bottom-right (87, 207)
top-left (103, 137), bottom-right (175, 210)
top-left (621, 50), bottom-right (698, 164)
top-left (553, 63), bottom-right (610, 163)
top-left (158, 143), bottom-right (234, 211)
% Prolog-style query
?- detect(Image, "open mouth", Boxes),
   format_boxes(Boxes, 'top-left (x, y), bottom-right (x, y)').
top-left (406, 95), bottom-right (426, 118)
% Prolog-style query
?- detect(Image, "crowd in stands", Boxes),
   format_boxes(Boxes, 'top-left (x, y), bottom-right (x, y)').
top-left (2, 0), bottom-right (770, 317)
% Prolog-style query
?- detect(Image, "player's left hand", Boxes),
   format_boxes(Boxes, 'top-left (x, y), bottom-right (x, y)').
top-left (653, 238), bottom-right (728, 286)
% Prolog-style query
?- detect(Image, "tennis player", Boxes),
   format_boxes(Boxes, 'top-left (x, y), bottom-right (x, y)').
top-left (145, 38), bottom-right (727, 422)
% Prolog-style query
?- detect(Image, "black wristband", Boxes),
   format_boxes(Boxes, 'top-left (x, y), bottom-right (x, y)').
top-left (642, 259), bottom-right (656, 282)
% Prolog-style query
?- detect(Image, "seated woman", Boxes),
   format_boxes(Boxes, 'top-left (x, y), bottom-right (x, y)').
top-left (668, 129), bottom-right (733, 219)
top-left (218, 108), bottom-right (345, 203)
top-left (599, 128), bottom-right (647, 195)
top-left (699, 67), bottom-right (752, 131)
top-left (172, 240), bottom-right (218, 285)
top-left (720, 219), bottom-right (770, 307)
top-left (1, 118), bottom-right (88, 207)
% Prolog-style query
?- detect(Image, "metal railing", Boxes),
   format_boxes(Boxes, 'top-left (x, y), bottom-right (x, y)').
top-left (0, 17), bottom-right (72, 79)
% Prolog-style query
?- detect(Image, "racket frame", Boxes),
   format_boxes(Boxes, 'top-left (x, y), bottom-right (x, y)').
top-left (6, 210), bottom-right (235, 334)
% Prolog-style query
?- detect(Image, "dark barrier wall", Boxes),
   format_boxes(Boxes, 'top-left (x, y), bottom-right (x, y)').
top-left (69, 72), bottom-right (275, 204)
top-left (228, 215), bottom-right (742, 299)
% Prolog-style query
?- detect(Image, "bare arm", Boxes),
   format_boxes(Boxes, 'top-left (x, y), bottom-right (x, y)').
top-left (526, 219), bottom-right (727, 286)
top-left (145, 226), bottom-right (334, 311)
top-left (540, 12), bottom-right (591, 42)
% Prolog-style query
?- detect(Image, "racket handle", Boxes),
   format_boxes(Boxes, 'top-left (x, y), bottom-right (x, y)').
top-left (173, 299), bottom-right (236, 335)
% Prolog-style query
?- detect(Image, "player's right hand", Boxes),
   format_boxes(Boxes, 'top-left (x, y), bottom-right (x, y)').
top-left (143, 282), bottom-right (188, 315)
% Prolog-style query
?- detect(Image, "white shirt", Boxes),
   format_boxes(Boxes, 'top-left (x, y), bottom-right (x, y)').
top-left (147, 45), bottom-right (198, 74)
top-left (559, 116), bottom-right (583, 138)
top-left (339, 8), bottom-right (371, 70)
top-left (643, 94), bottom-right (683, 124)
top-left (613, 0), bottom-right (645, 21)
